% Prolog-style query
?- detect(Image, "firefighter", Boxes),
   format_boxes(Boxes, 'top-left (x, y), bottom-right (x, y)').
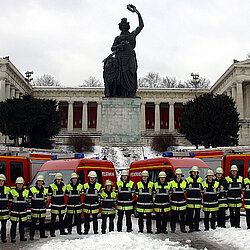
top-left (202, 170), bottom-right (219, 230)
top-left (9, 177), bottom-right (29, 243)
top-left (65, 172), bottom-right (83, 235)
top-left (169, 169), bottom-right (187, 233)
top-left (185, 166), bottom-right (203, 232)
top-left (100, 180), bottom-right (116, 234)
top-left (225, 165), bottom-right (243, 228)
top-left (243, 167), bottom-right (250, 229)
top-left (215, 167), bottom-right (228, 228)
top-left (83, 171), bottom-right (102, 234)
top-left (48, 173), bottom-right (67, 237)
top-left (116, 169), bottom-right (135, 232)
top-left (135, 170), bottom-right (154, 233)
top-left (154, 171), bottom-right (170, 234)
top-left (29, 175), bottom-right (48, 240)
top-left (0, 174), bottom-right (10, 243)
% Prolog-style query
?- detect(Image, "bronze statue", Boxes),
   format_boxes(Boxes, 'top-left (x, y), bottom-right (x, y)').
top-left (103, 4), bottom-right (144, 97)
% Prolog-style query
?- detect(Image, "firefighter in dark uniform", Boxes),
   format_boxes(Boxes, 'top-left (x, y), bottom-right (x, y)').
top-left (154, 171), bottom-right (170, 234)
top-left (29, 175), bottom-right (48, 240)
top-left (243, 167), bottom-right (250, 229)
top-left (135, 170), bottom-right (154, 233)
top-left (100, 180), bottom-right (116, 234)
top-left (65, 172), bottom-right (83, 235)
top-left (225, 165), bottom-right (243, 228)
top-left (185, 166), bottom-right (203, 232)
top-left (169, 169), bottom-right (187, 233)
top-left (9, 177), bottom-right (29, 243)
top-left (48, 173), bottom-right (67, 236)
top-left (202, 170), bottom-right (219, 230)
top-left (0, 174), bottom-right (11, 243)
top-left (215, 167), bottom-right (228, 228)
top-left (83, 171), bottom-right (102, 234)
top-left (116, 170), bottom-right (134, 232)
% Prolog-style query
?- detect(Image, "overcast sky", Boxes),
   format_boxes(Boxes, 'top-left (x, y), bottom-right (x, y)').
top-left (0, 0), bottom-right (249, 87)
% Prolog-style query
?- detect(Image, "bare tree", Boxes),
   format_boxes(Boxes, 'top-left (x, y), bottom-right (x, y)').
top-left (138, 72), bottom-right (162, 88)
top-left (32, 74), bottom-right (60, 86)
top-left (184, 77), bottom-right (210, 89)
top-left (80, 76), bottom-right (103, 87)
top-left (162, 76), bottom-right (185, 88)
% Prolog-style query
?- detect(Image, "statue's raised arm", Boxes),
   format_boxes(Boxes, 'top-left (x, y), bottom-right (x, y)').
top-left (127, 4), bottom-right (144, 36)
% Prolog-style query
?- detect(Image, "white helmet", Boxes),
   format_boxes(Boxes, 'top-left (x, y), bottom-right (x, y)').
top-left (54, 173), bottom-right (63, 180)
top-left (216, 167), bottom-right (223, 174)
top-left (105, 180), bottom-right (113, 186)
top-left (158, 171), bottom-right (166, 178)
top-left (121, 170), bottom-right (129, 176)
top-left (36, 175), bottom-right (45, 183)
top-left (15, 177), bottom-right (24, 184)
top-left (71, 173), bottom-right (79, 179)
top-left (230, 165), bottom-right (238, 171)
top-left (190, 166), bottom-right (199, 173)
top-left (141, 170), bottom-right (149, 177)
top-left (88, 171), bottom-right (97, 178)
top-left (206, 169), bottom-right (214, 176)
top-left (0, 174), bottom-right (6, 181)
top-left (175, 169), bottom-right (183, 175)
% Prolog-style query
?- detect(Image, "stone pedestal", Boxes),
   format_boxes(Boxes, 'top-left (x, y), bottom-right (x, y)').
top-left (101, 98), bottom-right (141, 145)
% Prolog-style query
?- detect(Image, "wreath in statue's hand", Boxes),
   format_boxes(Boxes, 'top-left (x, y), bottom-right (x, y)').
top-left (127, 4), bottom-right (137, 13)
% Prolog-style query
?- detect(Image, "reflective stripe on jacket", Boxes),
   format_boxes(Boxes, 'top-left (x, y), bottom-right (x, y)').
top-left (202, 180), bottom-right (219, 212)
top-left (170, 179), bottom-right (187, 211)
top-left (154, 181), bottom-right (170, 212)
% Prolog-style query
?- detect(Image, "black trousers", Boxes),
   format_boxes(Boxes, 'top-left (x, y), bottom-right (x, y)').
top-left (246, 209), bottom-right (250, 229)
top-left (138, 212), bottom-right (152, 232)
top-left (50, 212), bottom-right (65, 235)
top-left (229, 207), bottom-right (240, 227)
top-left (204, 211), bottom-right (216, 230)
top-left (30, 217), bottom-right (46, 237)
top-left (101, 214), bottom-right (115, 233)
top-left (0, 220), bottom-right (7, 240)
top-left (170, 210), bottom-right (186, 232)
top-left (10, 219), bottom-right (26, 240)
top-left (67, 213), bottom-right (82, 234)
top-left (187, 208), bottom-right (200, 230)
top-left (155, 212), bottom-right (168, 233)
top-left (217, 207), bottom-right (226, 227)
top-left (84, 213), bottom-right (98, 233)
top-left (117, 210), bottom-right (132, 231)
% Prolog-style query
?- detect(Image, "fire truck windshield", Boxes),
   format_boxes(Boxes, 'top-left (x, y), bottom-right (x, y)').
top-left (30, 170), bottom-right (75, 188)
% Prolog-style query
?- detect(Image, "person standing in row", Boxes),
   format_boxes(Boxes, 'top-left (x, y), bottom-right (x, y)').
top-left (116, 170), bottom-right (134, 232)
top-left (154, 171), bottom-right (170, 234)
top-left (65, 173), bottom-right (83, 235)
top-left (169, 169), bottom-right (187, 233)
top-left (0, 174), bottom-right (11, 243)
top-left (185, 166), bottom-right (203, 232)
top-left (243, 167), bottom-right (250, 229)
top-left (226, 165), bottom-right (243, 228)
top-left (202, 170), bottom-right (219, 230)
top-left (9, 177), bottom-right (29, 243)
top-left (48, 173), bottom-right (67, 237)
top-left (215, 167), bottom-right (228, 228)
top-left (100, 180), bottom-right (116, 234)
top-left (83, 171), bottom-right (102, 234)
top-left (135, 170), bottom-right (154, 233)
top-left (29, 175), bottom-right (48, 240)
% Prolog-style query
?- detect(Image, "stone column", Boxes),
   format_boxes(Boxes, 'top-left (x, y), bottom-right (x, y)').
top-left (236, 81), bottom-right (244, 119)
top-left (67, 101), bottom-right (74, 132)
top-left (226, 89), bottom-right (232, 98)
top-left (141, 101), bottom-right (146, 131)
top-left (10, 86), bottom-right (15, 99)
top-left (15, 89), bottom-right (20, 99)
top-left (96, 101), bottom-right (102, 131)
top-left (169, 101), bottom-right (175, 132)
top-left (82, 101), bottom-right (88, 131)
top-left (5, 82), bottom-right (11, 99)
top-left (0, 80), bottom-right (6, 101)
top-left (19, 92), bottom-right (23, 99)
top-left (154, 101), bottom-right (160, 132)
top-left (231, 85), bottom-right (236, 101)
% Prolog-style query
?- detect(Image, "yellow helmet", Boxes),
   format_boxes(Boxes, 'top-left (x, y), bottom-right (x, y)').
top-left (175, 168), bottom-right (183, 175)
top-left (206, 169), bottom-right (214, 176)
top-left (88, 171), bottom-right (97, 178)
top-left (158, 171), bottom-right (166, 178)
top-left (54, 173), bottom-right (63, 180)
top-left (0, 174), bottom-right (6, 181)
top-left (71, 173), bottom-right (79, 179)
top-left (121, 170), bottom-right (129, 176)
top-left (36, 175), bottom-right (45, 182)
top-left (105, 180), bottom-right (113, 186)
top-left (216, 167), bottom-right (223, 174)
top-left (15, 177), bottom-right (24, 184)
top-left (141, 170), bottom-right (149, 177)
top-left (230, 165), bottom-right (238, 171)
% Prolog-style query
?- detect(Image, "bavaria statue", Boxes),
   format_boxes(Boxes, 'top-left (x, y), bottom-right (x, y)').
top-left (103, 4), bottom-right (144, 98)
